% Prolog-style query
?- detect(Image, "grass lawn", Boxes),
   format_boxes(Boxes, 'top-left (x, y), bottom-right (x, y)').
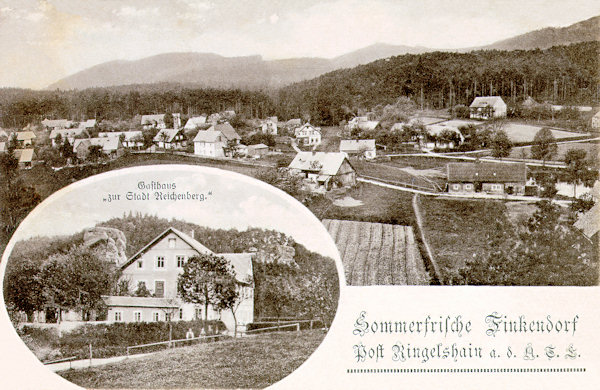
top-left (509, 141), bottom-right (599, 164)
top-left (351, 159), bottom-right (440, 190)
top-left (387, 156), bottom-right (449, 170)
top-left (315, 182), bottom-right (416, 227)
top-left (418, 197), bottom-right (508, 283)
top-left (60, 330), bottom-right (326, 389)
top-left (501, 123), bottom-right (587, 143)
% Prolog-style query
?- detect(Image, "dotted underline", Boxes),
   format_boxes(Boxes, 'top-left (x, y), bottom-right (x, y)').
top-left (347, 368), bottom-right (586, 374)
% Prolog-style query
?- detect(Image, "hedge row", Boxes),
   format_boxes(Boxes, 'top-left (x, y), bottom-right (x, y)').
top-left (22, 320), bottom-right (226, 360)
top-left (246, 320), bottom-right (324, 332)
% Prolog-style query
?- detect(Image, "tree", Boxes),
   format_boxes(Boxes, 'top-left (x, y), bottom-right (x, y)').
top-left (459, 201), bottom-right (597, 286)
top-left (60, 138), bottom-right (74, 161)
top-left (134, 281), bottom-right (152, 297)
top-left (163, 112), bottom-right (174, 129)
top-left (54, 132), bottom-right (63, 147)
top-left (177, 253), bottom-right (237, 332)
top-left (490, 130), bottom-right (512, 158)
top-left (0, 153), bottom-right (41, 242)
top-left (87, 144), bottom-right (104, 162)
top-left (3, 257), bottom-right (45, 322)
top-left (7, 133), bottom-right (18, 153)
top-left (530, 128), bottom-right (558, 166)
top-left (41, 247), bottom-right (119, 322)
top-left (564, 149), bottom-right (590, 199)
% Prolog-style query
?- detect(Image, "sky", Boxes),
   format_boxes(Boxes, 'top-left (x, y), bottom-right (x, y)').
top-left (4, 165), bottom-right (341, 260)
top-left (0, 0), bottom-right (598, 89)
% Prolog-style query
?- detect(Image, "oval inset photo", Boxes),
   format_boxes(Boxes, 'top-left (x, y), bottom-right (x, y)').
top-left (1, 165), bottom-right (342, 390)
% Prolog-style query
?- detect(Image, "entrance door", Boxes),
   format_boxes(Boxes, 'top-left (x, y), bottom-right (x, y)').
top-left (155, 281), bottom-right (165, 298)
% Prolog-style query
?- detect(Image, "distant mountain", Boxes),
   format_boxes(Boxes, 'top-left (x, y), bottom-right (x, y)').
top-left (480, 15), bottom-right (599, 51)
top-left (47, 16), bottom-right (599, 90)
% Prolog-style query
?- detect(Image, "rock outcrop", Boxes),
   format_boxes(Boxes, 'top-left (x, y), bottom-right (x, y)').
top-left (83, 227), bottom-right (128, 265)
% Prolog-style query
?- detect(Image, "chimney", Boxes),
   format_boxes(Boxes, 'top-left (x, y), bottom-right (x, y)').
top-left (190, 230), bottom-right (195, 239)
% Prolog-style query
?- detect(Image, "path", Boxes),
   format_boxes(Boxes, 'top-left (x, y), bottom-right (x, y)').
top-left (411, 194), bottom-right (441, 283)
top-left (46, 352), bottom-right (153, 372)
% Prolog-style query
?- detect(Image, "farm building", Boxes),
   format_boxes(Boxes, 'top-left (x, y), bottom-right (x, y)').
top-left (50, 127), bottom-right (86, 147)
top-left (288, 151), bottom-right (356, 190)
top-left (193, 130), bottom-right (227, 157)
top-left (469, 96), bottom-right (507, 120)
top-left (284, 118), bottom-right (302, 128)
top-left (423, 124), bottom-right (464, 149)
top-left (41, 118), bottom-right (73, 130)
top-left (247, 143), bottom-right (269, 158)
top-left (16, 131), bottom-right (36, 147)
top-left (592, 111), bottom-right (600, 129)
top-left (73, 137), bottom-right (124, 159)
top-left (339, 139), bottom-right (376, 159)
top-left (346, 117), bottom-right (380, 132)
top-left (103, 227), bottom-right (254, 331)
top-left (322, 219), bottom-right (429, 285)
top-left (98, 131), bottom-right (144, 149)
top-left (13, 149), bottom-right (35, 167)
top-left (184, 116), bottom-right (208, 130)
top-left (294, 123), bottom-right (321, 146)
top-left (141, 113), bottom-right (181, 130)
top-left (153, 128), bottom-right (186, 149)
top-left (446, 162), bottom-right (528, 195)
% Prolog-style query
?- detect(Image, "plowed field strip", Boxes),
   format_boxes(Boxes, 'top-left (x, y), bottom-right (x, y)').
top-left (380, 224), bottom-right (395, 284)
top-left (368, 222), bottom-right (383, 284)
top-left (392, 225), bottom-right (408, 285)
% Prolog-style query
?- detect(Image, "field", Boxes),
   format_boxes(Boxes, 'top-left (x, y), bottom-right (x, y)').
top-left (501, 123), bottom-right (586, 143)
top-left (60, 330), bottom-right (326, 389)
top-left (509, 141), bottom-right (599, 163)
top-left (418, 197), bottom-right (509, 283)
top-left (323, 219), bottom-right (429, 285)
top-left (351, 159), bottom-right (444, 191)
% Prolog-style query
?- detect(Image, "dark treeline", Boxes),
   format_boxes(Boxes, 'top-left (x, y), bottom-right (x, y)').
top-left (278, 42), bottom-right (600, 125)
top-left (0, 83), bottom-right (276, 128)
top-left (0, 43), bottom-right (598, 129)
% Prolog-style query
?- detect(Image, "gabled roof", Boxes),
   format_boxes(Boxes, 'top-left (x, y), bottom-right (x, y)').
top-left (247, 143), bottom-right (268, 150)
top-left (184, 116), bottom-right (207, 128)
top-left (41, 119), bottom-right (71, 128)
top-left (425, 124), bottom-right (465, 141)
top-left (0, 129), bottom-right (8, 138)
top-left (193, 130), bottom-right (224, 143)
top-left (339, 139), bottom-right (375, 153)
top-left (73, 137), bottom-right (121, 152)
top-left (102, 296), bottom-right (180, 308)
top-left (14, 148), bottom-right (35, 163)
top-left (447, 162), bottom-right (527, 183)
top-left (153, 128), bottom-right (183, 143)
top-left (357, 121), bottom-right (379, 131)
top-left (574, 204), bottom-right (600, 239)
top-left (50, 128), bottom-right (85, 139)
top-left (141, 114), bottom-right (165, 125)
top-left (594, 111), bottom-right (600, 119)
top-left (121, 227), bottom-right (253, 284)
top-left (470, 96), bottom-right (506, 108)
top-left (288, 151), bottom-right (353, 176)
top-left (16, 131), bottom-right (36, 141)
top-left (82, 119), bottom-right (97, 128)
top-left (285, 118), bottom-right (302, 126)
top-left (98, 131), bottom-right (143, 141)
top-left (210, 123), bottom-right (240, 141)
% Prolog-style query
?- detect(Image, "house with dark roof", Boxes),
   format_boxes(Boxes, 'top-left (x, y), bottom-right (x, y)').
top-left (41, 118), bottom-right (73, 130)
top-left (73, 137), bottom-right (124, 160)
top-left (289, 151), bottom-right (356, 190)
top-left (469, 96), bottom-right (507, 120)
top-left (447, 162), bottom-right (528, 195)
top-left (102, 227), bottom-right (254, 330)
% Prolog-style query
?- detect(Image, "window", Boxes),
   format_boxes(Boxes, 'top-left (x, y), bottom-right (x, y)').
top-left (155, 281), bottom-right (165, 298)
top-left (464, 184), bottom-right (473, 190)
top-left (491, 184), bottom-right (502, 191)
top-left (114, 311), bottom-right (122, 322)
top-left (195, 307), bottom-right (202, 320)
top-left (452, 184), bottom-right (460, 191)
top-left (137, 260), bottom-right (143, 268)
top-left (165, 313), bottom-right (171, 322)
top-left (134, 312), bottom-right (142, 322)
top-left (168, 238), bottom-right (176, 248)
top-left (177, 256), bottom-right (185, 268)
top-left (179, 308), bottom-right (183, 320)
top-left (156, 256), bottom-right (165, 268)
top-left (153, 312), bottom-right (160, 322)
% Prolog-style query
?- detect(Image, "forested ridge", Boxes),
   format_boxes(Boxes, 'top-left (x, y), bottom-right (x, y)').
top-left (1, 42), bottom-right (597, 129)
top-left (277, 42), bottom-right (600, 125)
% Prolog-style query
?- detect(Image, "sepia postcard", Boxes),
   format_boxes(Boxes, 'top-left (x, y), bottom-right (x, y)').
top-left (0, 0), bottom-right (599, 388)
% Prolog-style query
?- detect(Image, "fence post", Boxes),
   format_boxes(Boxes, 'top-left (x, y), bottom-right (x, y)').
top-left (296, 323), bottom-right (300, 332)
top-left (310, 320), bottom-right (313, 329)
top-left (89, 344), bottom-right (92, 367)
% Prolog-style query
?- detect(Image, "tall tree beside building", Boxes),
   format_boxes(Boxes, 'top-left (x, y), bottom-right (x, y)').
top-left (490, 130), bottom-right (512, 158)
top-left (531, 127), bottom-right (558, 165)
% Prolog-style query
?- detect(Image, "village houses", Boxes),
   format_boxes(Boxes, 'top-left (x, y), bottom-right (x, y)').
top-left (98, 131), bottom-right (144, 149)
top-left (41, 118), bottom-right (73, 131)
top-left (260, 117), bottom-right (278, 135)
top-left (288, 151), bottom-right (356, 190)
top-left (16, 131), bottom-right (36, 147)
top-left (184, 116), bottom-right (208, 130)
top-left (141, 113), bottom-right (182, 130)
top-left (469, 96), bottom-right (507, 120)
top-left (102, 227), bottom-right (254, 331)
top-left (73, 137), bottom-right (124, 160)
top-left (193, 123), bottom-right (241, 157)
